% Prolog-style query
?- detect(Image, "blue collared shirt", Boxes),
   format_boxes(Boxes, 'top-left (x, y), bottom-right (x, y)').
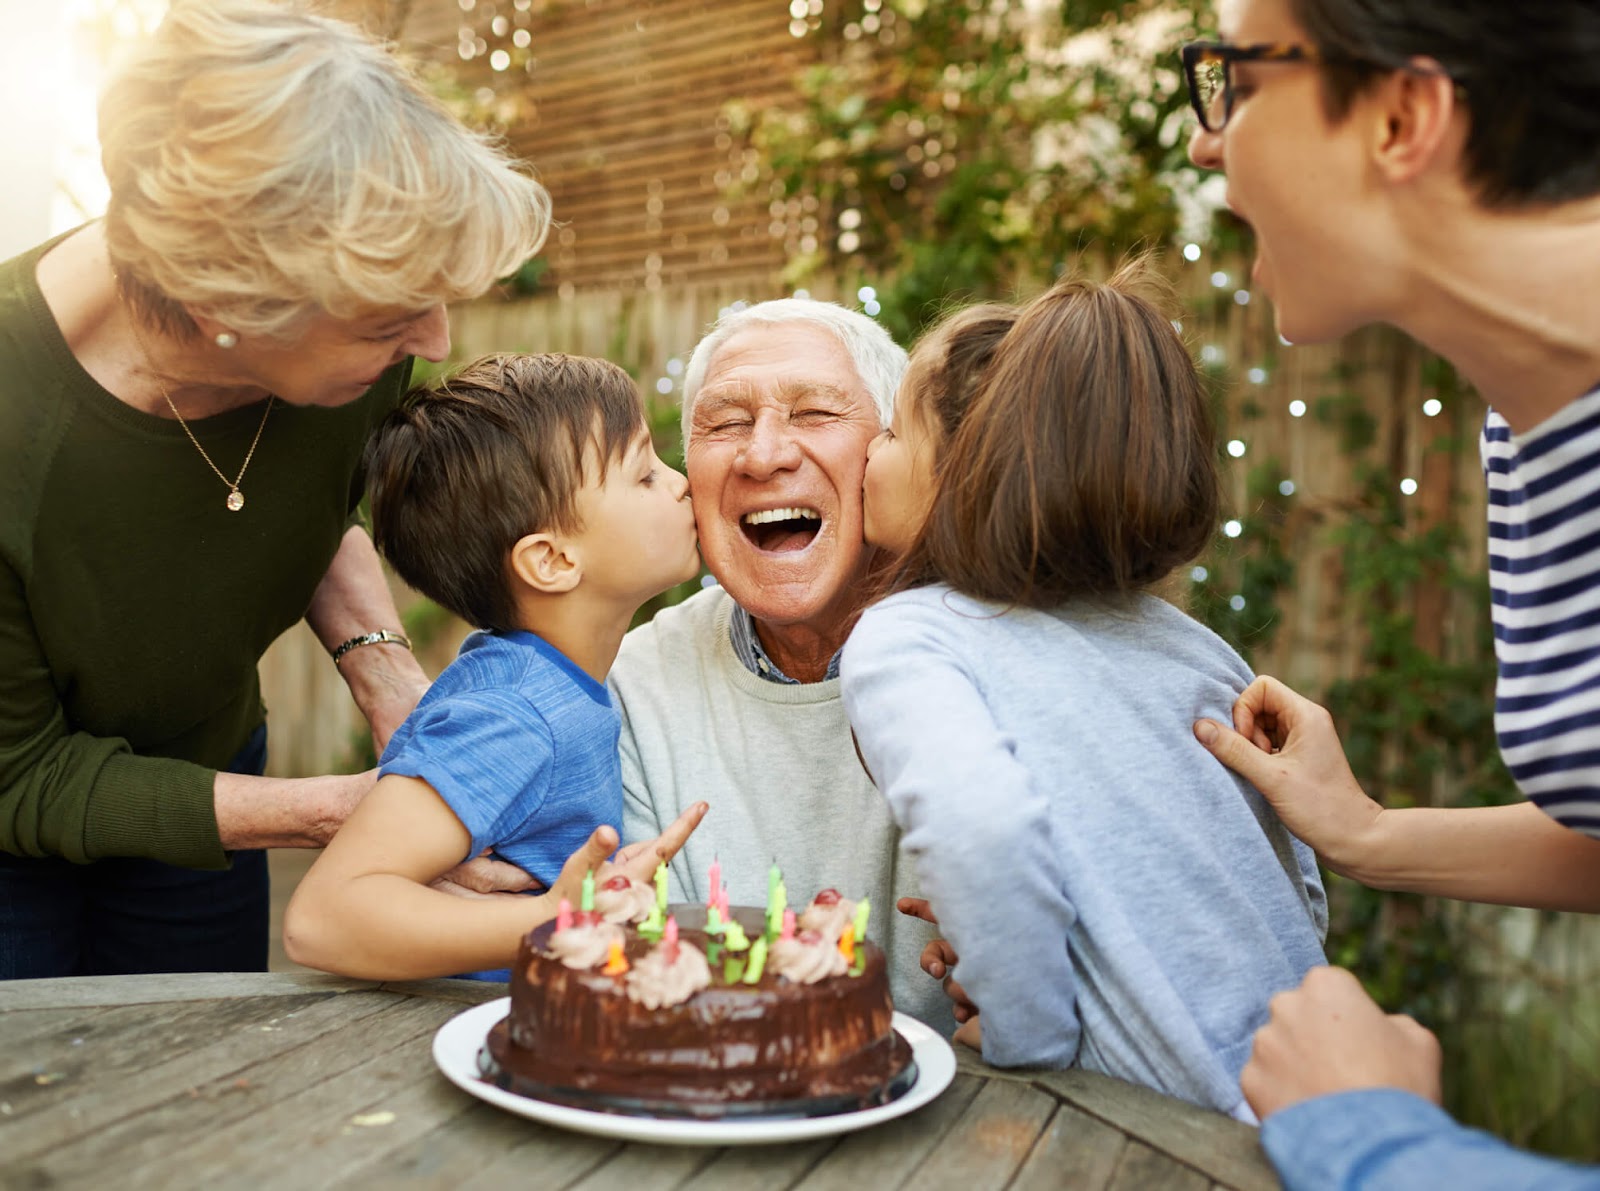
top-left (728, 602), bottom-right (842, 683)
top-left (1262, 1089), bottom-right (1600, 1190)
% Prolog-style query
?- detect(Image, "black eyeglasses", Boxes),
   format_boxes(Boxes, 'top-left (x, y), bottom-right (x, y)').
top-left (1180, 41), bottom-right (1320, 133)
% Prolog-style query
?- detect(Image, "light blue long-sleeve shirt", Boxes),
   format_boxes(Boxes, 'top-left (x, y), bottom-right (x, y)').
top-left (840, 585), bottom-right (1327, 1117)
top-left (1263, 1089), bottom-right (1600, 1189)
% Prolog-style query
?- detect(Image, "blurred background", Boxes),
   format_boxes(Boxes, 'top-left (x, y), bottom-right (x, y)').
top-left (4, 0), bottom-right (1594, 1156)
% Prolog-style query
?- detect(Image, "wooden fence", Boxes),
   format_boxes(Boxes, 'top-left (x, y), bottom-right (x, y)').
top-left (259, 252), bottom-right (1489, 777)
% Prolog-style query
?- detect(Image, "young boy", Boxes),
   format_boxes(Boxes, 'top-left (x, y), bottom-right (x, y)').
top-left (284, 353), bottom-right (706, 981)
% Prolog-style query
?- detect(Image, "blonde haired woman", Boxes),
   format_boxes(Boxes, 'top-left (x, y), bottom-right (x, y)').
top-left (0, 0), bottom-right (551, 977)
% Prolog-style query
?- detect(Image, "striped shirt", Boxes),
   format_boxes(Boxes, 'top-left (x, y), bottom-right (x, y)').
top-left (1483, 384), bottom-right (1600, 838)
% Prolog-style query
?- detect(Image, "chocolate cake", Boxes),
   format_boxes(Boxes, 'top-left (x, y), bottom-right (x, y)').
top-left (481, 889), bottom-right (916, 1119)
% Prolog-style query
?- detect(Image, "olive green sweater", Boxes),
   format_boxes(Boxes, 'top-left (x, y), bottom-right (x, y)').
top-left (0, 234), bottom-right (410, 868)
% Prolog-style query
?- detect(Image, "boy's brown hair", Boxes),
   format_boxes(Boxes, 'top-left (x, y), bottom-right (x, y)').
top-left (898, 259), bottom-right (1218, 608)
top-left (365, 352), bottom-right (643, 633)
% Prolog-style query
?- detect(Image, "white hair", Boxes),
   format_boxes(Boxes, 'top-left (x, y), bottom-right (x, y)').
top-left (102, 0), bottom-right (551, 340)
top-left (680, 299), bottom-right (907, 441)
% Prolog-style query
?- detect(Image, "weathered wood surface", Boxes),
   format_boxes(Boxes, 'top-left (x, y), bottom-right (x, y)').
top-left (0, 973), bottom-right (1279, 1190)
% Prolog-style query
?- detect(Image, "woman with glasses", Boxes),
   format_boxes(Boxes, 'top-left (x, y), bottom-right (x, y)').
top-left (1181, 0), bottom-right (1600, 1188)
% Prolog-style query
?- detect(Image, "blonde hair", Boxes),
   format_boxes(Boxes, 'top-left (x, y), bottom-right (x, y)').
top-left (101, 0), bottom-right (552, 340)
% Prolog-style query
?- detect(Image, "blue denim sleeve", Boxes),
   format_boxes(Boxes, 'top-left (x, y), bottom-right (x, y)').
top-left (1262, 1089), bottom-right (1600, 1190)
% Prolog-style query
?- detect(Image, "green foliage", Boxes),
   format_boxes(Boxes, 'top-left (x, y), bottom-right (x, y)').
top-left (729, 0), bottom-right (1209, 341)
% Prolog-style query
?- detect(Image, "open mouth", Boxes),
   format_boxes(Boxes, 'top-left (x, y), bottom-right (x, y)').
top-left (741, 506), bottom-right (822, 553)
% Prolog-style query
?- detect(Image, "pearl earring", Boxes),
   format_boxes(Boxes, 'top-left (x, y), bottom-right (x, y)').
top-left (214, 331), bottom-right (239, 349)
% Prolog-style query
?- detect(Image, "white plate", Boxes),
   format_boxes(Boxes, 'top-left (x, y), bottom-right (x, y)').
top-left (431, 998), bottom-right (955, 1146)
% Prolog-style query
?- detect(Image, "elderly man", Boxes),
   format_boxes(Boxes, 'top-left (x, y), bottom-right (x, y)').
top-left (610, 299), bottom-right (947, 1030)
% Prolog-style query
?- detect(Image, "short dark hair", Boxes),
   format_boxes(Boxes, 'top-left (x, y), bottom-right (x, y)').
top-left (365, 353), bottom-right (643, 632)
top-left (1289, 0), bottom-right (1600, 207)
top-left (898, 259), bottom-right (1218, 608)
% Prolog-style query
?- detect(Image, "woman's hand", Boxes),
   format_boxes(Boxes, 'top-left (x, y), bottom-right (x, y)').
top-left (1242, 966), bottom-right (1442, 1119)
top-left (1193, 675), bottom-right (1383, 877)
top-left (897, 896), bottom-right (979, 1024)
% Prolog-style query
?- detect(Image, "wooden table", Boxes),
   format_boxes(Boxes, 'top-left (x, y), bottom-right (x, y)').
top-left (0, 973), bottom-right (1279, 1190)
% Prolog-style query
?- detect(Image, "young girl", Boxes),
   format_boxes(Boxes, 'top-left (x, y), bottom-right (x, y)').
top-left (839, 263), bottom-right (1326, 1120)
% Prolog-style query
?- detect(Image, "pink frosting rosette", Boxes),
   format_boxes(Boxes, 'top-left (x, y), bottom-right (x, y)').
top-left (769, 929), bottom-right (848, 984)
top-left (797, 889), bottom-right (856, 945)
top-left (624, 940), bottom-right (712, 1009)
top-left (594, 875), bottom-right (656, 924)
top-left (544, 914), bottom-right (624, 970)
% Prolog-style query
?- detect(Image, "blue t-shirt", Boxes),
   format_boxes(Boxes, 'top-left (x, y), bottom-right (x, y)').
top-left (379, 630), bottom-right (622, 978)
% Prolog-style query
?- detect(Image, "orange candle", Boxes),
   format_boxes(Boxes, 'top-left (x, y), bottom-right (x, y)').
top-left (604, 939), bottom-right (629, 975)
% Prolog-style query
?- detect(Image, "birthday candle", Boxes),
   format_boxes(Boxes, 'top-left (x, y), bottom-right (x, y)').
top-left (664, 915), bottom-right (680, 962)
top-left (556, 897), bottom-right (573, 932)
top-left (853, 897), bottom-right (870, 942)
top-left (768, 860), bottom-right (780, 907)
top-left (580, 869), bottom-right (595, 912)
top-left (654, 861), bottom-right (668, 913)
top-left (707, 904), bottom-right (722, 935)
top-left (742, 934), bottom-right (768, 984)
top-left (781, 907), bottom-right (796, 941)
top-left (604, 940), bottom-right (629, 975)
top-left (707, 856), bottom-right (721, 907)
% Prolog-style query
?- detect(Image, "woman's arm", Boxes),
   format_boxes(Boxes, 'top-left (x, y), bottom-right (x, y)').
top-left (1195, 676), bottom-right (1600, 911)
top-left (283, 776), bottom-right (707, 980)
top-left (303, 525), bottom-right (431, 754)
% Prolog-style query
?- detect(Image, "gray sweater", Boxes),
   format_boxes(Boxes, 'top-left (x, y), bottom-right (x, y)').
top-left (611, 587), bottom-right (948, 1030)
top-left (841, 585), bottom-right (1327, 1117)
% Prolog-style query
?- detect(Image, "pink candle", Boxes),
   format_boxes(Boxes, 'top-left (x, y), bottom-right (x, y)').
top-left (707, 856), bottom-right (721, 907)
top-left (665, 916), bottom-right (679, 946)
top-left (664, 915), bottom-right (680, 963)
top-left (556, 897), bottom-right (573, 932)
top-left (780, 907), bottom-right (796, 940)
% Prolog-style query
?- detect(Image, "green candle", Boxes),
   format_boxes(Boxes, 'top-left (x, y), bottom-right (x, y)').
top-left (722, 920), bottom-right (750, 951)
top-left (767, 860), bottom-right (780, 907)
top-left (742, 935), bottom-right (768, 984)
top-left (853, 897), bottom-right (870, 942)
top-left (653, 862), bottom-right (668, 913)
top-left (766, 877), bottom-right (787, 939)
top-left (706, 904), bottom-right (722, 935)
top-left (639, 902), bottom-right (664, 941)
top-left (580, 869), bottom-right (595, 912)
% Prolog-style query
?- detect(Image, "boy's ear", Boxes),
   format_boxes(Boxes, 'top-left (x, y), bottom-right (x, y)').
top-left (509, 532), bottom-right (582, 595)
top-left (1370, 58), bottom-right (1461, 187)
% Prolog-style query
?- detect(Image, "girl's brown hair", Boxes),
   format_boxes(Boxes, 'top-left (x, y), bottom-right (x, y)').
top-left (895, 258), bottom-right (1218, 608)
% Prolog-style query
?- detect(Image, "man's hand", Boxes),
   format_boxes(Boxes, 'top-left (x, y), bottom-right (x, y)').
top-left (897, 896), bottom-right (978, 1024)
top-left (429, 850), bottom-right (542, 900)
top-left (1193, 675), bottom-right (1383, 876)
top-left (1242, 966), bottom-right (1443, 1119)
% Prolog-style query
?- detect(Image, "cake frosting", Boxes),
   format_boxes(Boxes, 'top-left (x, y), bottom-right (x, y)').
top-left (483, 891), bottom-right (914, 1117)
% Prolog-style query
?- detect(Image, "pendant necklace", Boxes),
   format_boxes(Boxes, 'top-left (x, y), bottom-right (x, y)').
top-left (127, 317), bottom-right (273, 512)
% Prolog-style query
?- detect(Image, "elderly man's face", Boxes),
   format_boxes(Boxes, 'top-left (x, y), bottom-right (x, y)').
top-left (685, 321), bottom-right (883, 638)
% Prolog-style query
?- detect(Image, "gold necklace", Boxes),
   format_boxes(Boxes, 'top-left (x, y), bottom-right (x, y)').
top-left (127, 317), bottom-right (273, 512)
